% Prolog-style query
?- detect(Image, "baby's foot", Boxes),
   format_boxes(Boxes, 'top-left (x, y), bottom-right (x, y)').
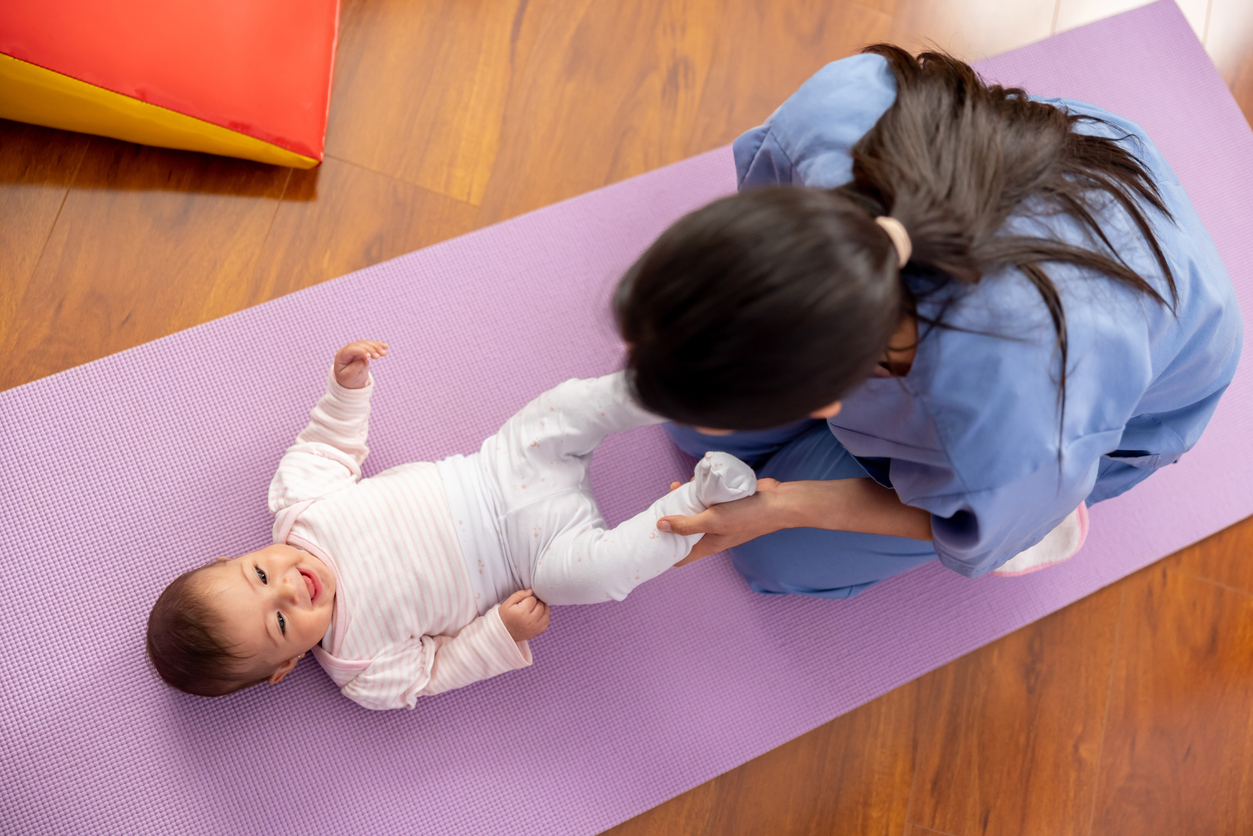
top-left (692, 451), bottom-right (757, 506)
top-left (994, 503), bottom-right (1089, 577)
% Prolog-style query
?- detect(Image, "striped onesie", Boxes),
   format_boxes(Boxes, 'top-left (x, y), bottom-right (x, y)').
top-left (268, 370), bottom-right (755, 710)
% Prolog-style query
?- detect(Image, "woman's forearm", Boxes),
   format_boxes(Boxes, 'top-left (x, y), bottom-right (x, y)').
top-left (776, 478), bottom-right (933, 541)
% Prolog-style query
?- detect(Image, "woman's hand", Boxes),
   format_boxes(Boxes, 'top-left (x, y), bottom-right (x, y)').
top-left (661, 478), bottom-right (787, 565)
top-left (333, 340), bottom-right (388, 389)
top-left (661, 476), bottom-right (933, 565)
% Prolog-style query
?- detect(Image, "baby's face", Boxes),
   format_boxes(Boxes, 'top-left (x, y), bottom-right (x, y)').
top-left (199, 544), bottom-right (336, 683)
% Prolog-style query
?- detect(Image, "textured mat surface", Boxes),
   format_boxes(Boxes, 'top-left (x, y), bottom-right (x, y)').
top-left (2, 3), bottom-right (1251, 834)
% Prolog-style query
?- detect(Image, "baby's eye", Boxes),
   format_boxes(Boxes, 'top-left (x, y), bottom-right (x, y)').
top-left (277, 613), bottom-right (286, 636)
top-left (255, 566), bottom-right (267, 584)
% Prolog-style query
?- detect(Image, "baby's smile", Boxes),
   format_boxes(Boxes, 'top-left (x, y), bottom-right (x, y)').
top-left (201, 543), bottom-right (336, 683)
top-left (300, 568), bottom-right (320, 603)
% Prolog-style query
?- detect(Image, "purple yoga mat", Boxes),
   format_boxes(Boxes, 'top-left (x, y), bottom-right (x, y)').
top-left (2, 3), bottom-right (1251, 833)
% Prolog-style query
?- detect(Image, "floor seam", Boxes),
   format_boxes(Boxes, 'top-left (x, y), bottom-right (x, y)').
top-left (321, 153), bottom-right (481, 209)
top-left (905, 824), bottom-right (966, 836)
top-left (20, 137), bottom-right (90, 306)
top-left (245, 167), bottom-right (293, 284)
top-left (1166, 565), bottom-right (1253, 599)
top-left (1084, 583), bottom-right (1126, 836)
top-left (901, 682), bottom-right (922, 836)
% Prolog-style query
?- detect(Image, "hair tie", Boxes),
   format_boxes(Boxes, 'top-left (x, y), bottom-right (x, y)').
top-left (874, 216), bottom-right (911, 268)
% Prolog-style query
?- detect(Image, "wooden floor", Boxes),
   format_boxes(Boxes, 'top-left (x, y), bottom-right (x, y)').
top-left (3, 1), bottom-right (1251, 833)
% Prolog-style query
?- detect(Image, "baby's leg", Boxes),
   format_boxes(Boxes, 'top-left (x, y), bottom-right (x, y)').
top-left (485, 371), bottom-right (665, 505)
top-left (531, 452), bottom-right (756, 605)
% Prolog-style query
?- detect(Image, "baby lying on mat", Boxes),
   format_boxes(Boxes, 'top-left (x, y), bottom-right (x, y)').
top-left (147, 340), bottom-right (755, 709)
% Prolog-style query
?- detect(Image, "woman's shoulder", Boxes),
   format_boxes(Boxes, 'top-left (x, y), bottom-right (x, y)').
top-left (894, 264), bottom-right (1149, 482)
top-left (733, 53), bottom-right (897, 190)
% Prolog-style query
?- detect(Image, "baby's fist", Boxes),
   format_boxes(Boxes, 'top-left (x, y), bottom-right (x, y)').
top-left (333, 340), bottom-right (388, 389)
top-left (498, 589), bottom-right (550, 642)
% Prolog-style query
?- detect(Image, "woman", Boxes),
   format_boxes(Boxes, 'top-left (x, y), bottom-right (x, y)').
top-left (614, 45), bottom-right (1242, 598)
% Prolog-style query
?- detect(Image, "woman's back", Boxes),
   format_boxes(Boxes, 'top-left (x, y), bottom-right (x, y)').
top-left (732, 53), bottom-right (1242, 574)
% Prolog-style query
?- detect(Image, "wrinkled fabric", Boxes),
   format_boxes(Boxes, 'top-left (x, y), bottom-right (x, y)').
top-left (730, 53), bottom-right (1242, 577)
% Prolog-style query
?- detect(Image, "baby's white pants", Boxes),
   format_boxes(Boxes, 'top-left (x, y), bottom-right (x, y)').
top-left (438, 373), bottom-right (755, 607)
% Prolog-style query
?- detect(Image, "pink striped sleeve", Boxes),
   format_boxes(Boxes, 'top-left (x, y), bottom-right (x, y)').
top-left (339, 607), bottom-right (532, 710)
top-left (294, 369), bottom-right (374, 465)
top-left (423, 606), bottom-right (532, 696)
top-left (268, 370), bottom-right (375, 512)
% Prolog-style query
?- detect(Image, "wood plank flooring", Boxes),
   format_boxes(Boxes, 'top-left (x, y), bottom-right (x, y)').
top-left (2, 1), bottom-right (1250, 833)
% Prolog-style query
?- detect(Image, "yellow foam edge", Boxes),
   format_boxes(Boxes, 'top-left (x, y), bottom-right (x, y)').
top-left (0, 53), bottom-right (319, 169)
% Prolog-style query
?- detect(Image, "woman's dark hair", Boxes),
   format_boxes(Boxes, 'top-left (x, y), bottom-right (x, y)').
top-left (616, 44), bottom-right (1176, 430)
top-left (146, 565), bottom-right (267, 698)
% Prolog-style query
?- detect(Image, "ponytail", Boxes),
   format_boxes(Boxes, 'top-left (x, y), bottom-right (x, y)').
top-left (617, 45), bottom-right (1177, 429)
top-left (842, 44), bottom-right (1177, 442)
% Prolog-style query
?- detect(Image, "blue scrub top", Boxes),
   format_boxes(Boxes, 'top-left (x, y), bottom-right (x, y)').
top-left (732, 53), bottom-right (1243, 577)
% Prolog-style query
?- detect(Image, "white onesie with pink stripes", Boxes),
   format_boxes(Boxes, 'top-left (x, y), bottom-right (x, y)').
top-left (268, 370), bottom-right (755, 710)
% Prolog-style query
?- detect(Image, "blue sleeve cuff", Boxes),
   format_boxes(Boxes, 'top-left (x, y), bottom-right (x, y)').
top-left (733, 126), bottom-right (795, 189)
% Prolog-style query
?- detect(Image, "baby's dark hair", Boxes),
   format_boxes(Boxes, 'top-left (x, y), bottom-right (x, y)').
top-left (146, 565), bottom-right (267, 698)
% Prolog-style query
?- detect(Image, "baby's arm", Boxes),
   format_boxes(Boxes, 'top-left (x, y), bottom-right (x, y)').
top-left (340, 601), bottom-right (536, 710)
top-left (268, 341), bottom-right (387, 512)
top-left (292, 341), bottom-right (388, 461)
top-left (421, 607), bottom-right (536, 696)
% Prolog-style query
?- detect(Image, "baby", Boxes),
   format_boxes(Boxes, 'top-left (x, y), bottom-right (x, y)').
top-left (147, 340), bottom-right (756, 709)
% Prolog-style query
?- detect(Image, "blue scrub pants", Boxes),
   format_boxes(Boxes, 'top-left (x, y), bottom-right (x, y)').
top-left (666, 420), bottom-right (936, 599)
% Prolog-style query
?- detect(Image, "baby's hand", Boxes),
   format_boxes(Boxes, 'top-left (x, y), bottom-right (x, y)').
top-left (333, 340), bottom-right (388, 389)
top-left (498, 589), bottom-right (550, 642)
